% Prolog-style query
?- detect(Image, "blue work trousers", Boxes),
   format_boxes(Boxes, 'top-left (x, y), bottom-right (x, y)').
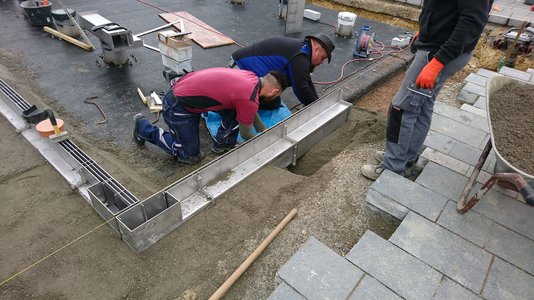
top-left (136, 88), bottom-right (239, 159)
top-left (381, 50), bottom-right (472, 174)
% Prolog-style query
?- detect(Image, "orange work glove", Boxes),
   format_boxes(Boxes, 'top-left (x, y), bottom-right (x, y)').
top-left (415, 58), bottom-right (444, 90)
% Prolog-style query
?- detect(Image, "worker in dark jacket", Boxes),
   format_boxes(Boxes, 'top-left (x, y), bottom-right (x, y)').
top-left (361, 0), bottom-right (494, 180)
top-left (132, 68), bottom-right (288, 164)
top-left (231, 33), bottom-right (335, 109)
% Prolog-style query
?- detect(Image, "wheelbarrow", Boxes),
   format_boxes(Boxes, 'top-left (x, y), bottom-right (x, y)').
top-left (457, 76), bottom-right (534, 213)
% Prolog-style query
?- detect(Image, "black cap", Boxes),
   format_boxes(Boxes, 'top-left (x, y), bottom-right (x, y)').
top-left (306, 33), bottom-right (335, 63)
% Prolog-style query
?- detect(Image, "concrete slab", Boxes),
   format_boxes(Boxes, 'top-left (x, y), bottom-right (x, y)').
top-left (434, 101), bottom-right (488, 130)
top-left (460, 104), bottom-right (486, 118)
top-left (477, 69), bottom-right (503, 78)
top-left (483, 258), bottom-right (534, 300)
top-left (366, 188), bottom-right (409, 222)
top-left (498, 67), bottom-right (533, 82)
top-left (430, 114), bottom-right (488, 149)
top-left (416, 162), bottom-right (468, 201)
top-left (267, 282), bottom-right (306, 300)
top-left (276, 237), bottom-right (364, 300)
top-left (437, 201), bottom-right (494, 247)
top-left (457, 90), bottom-right (480, 104)
top-left (474, 96), bottom-right (487, 111)
top-left (423, 130), bottom-right (456, 154)
top-left (434, 276), bottom-right (481, 300)
top-left (390, 212), bottom-right (493, 293)
top-left (465, 73), bottom-right (489, 87)
top-left (419, 147), bottom-right (471, 176)
top-left (486, 223), bottom-right (534, 275)
top-left (369, 170), bottom-right (448, 221)
top-left (462, 82), bottom-right (486, 97)
top-left (346, 231), bottom-right (442, 299)
top-left (348, 275), bottom-right (402, 300)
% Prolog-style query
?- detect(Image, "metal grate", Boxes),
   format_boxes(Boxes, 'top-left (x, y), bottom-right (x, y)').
top-left (0, 80), bottom-right (32, 111)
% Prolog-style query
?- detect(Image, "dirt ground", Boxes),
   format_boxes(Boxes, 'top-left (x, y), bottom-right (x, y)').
top-left (490, 81), bottom-right (534, 176)
top-left (1, 1), bottom-right (516, 298)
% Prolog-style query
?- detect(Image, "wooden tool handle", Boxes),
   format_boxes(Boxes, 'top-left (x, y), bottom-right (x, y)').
top-left (209, 208), bottom-right (298, 300)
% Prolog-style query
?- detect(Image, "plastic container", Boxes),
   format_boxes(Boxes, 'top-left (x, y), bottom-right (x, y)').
top-left (20, 1), bottom-right (53, 26)
top-left (51, 8), bottom-right (79, 37)
top-left (336, 12), bottom-right (357, 37)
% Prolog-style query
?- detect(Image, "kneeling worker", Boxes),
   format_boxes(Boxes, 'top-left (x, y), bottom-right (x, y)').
top-left (132, 67), bottom-right (289, 164)
top-left (230, 33), bottom-right (335, 109)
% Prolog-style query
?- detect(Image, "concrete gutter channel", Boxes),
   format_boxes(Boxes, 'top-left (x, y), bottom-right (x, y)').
top-left (0, 0), bottom-right (412, 251)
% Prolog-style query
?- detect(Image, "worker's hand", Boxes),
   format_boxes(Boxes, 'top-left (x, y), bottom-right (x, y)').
top-left (415, 58), bottom-right (444, 90)
top-left (410, 31), bottom-right (419, 54)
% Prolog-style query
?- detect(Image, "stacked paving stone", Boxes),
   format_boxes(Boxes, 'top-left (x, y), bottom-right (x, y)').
top-left (268, 70), bottom-right (534, 299)
top-left (393, 0), bottom-right (534, 27)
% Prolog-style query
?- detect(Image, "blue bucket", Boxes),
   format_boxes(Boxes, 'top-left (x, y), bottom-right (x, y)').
top-left (20, 1), bottom-right (53, 26)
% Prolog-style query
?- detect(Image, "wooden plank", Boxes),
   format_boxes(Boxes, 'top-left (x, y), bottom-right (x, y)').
top-left (159, 12), bottom-right (235, 49)
top-left (137, 87), bottom-right (147, 104)
top-left (43, 26), bottom-right (93, 51)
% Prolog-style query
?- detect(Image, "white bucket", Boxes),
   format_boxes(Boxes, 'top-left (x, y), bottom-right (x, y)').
top-left (336, 12), bottom-right (357, 37)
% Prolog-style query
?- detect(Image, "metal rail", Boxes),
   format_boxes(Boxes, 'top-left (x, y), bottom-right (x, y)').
top-left (0, 80), bottom-right (351, 252)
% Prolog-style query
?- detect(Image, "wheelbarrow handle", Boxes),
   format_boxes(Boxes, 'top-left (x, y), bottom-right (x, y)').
top-left (515, 176), bottom-right (534, 206)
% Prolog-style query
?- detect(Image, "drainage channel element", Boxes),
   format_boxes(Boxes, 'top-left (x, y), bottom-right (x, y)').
top-left (0, 79), bottom-right (351, 252)
top-left (0, 80), bottom-right (139, 234)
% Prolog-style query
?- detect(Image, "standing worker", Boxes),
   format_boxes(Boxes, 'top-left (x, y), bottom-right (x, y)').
top-left (132, 68), bottom-right (288, 164)
top-left (230, 33), bottom-right (335, 109)
top-left (361, 0), bottom-right (494, 180)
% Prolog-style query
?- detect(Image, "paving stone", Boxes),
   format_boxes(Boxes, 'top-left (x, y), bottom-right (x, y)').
top-left (346, 231), bottom-right (441, 299)
top-left (457, 89), bottom-right (479, 104)
top-left (423, 130), bottom-right (456, 154)
top-left (449, 141), bottom-right (483, 166)
top-left (477, 69), bottom-right (503, 78)
top-left (420, 148), bottom-right (471, 175)
top-left (366, 188), bottom-right (408, 222)
top-left (348, 275), bottom-right (401, 300)
top-left (465, 73), bottom-right (489, 87)
top-left (527, 68), bottom-right (534, 75)
top-left (390, 212), bottom-right (493, 293)
top-left (437, 201), bottom-right (494, 247)
top-left (267, 282), bottom-right (306, 300)
top-left (416, 162), bottom-right (468, 201)
top-left (462, 82), bottom-right (486, 97)
top-left (369, 170), bottom-right (448, 221)
top-left (483, 258), bottom-right (534, 300)
top-left (486, 223), bottom-right (534, 275)
top-left (473, 96), bottom-right (487, 110)
top-left (434, 276), bottom-right (481, 300)
top-left (460, 103), bottom-right (486, 118)
top-left (431, 114), bottom-right (488, 149)
top-left (277, 237), bottom-right (363, 300)
top-left (405, 0), bottom-right (422, 6)
top-left (474, 188), bottom-right (534, 241)
top-left (498, 66), bottom-right (533, 82)
top-left (434, 102), bottom-right (489, 133)
top-left (489, 13), bottom-right (511, 25)
top-left (508, 16), bottom-right (531, 27)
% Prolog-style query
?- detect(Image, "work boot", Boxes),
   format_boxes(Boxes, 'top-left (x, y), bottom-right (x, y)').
top-left (374, 150), bottom-right (385, 163)
top-left (132, 113), bottom-right (146, 146)
top-left (175, 154), bottom-right (201, 165)
top-left (361, 164), bottom-right (384, 181)
top-left (211, 142), bottom-right (235, 154)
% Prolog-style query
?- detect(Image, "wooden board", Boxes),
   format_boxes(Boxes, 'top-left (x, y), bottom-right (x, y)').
top-left (159, 11), bottom-right (235, 49)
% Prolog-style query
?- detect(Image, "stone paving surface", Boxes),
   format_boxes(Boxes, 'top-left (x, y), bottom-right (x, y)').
top-left (269, 68), bottom-right (534, 299)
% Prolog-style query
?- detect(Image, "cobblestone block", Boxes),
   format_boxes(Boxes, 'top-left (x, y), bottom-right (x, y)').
top-left (348, 275), bottom-right (401, 300)
top-left (434, 276), bottom-right (481, 300)
top-left (483, 258), bottom-right (534, 300)
top-left (477, 69), bottom-right (503, 78)
top-left (486, 223), bottom-right (534, 275)
top-left (457, 89), bottom-right (479, 104)
top-left (346, 231), bottom-right (441, 299)
top-left (277, 237), bottom-right (363, 299)
top-left (420, 148), bottom-right (471, 175)
top-left (416, 162), bottom-right (468, 201)
top-left (366, 188), bottom-right (408, 222)
top-left (423, 130), bottom-right (456, 154)
top-left (473, 96), bottom-right (487, 110)
top-left (465, 73), bottom-right (489, 87)
top-left (499, 66), bottom-right (533, 82)
top-left (460, 104), bottom-right (486, 118)
top-left (437, 201), bottom-right (494, 247)
top-left (267, 282), bottom-right (305, 300)
top-left (390, 212), bottom-right (493, 293)
top-left (369, 170), bottom-right (448, 221)
top-left (431, 114), bottom-right (488, 149)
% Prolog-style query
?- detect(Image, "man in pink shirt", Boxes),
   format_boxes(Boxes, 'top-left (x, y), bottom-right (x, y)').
top-left (132, 67), bottom-right (288, 164)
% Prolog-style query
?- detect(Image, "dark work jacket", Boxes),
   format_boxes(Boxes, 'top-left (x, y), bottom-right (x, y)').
top-left (232, 36), bottom-right (318, 105)
top-left (414, 0), bottom-right (494, 65)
